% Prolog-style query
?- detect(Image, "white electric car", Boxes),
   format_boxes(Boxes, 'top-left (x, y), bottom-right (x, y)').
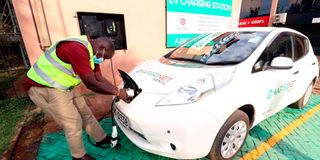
top-left (113, 27), bottom-right (319, 159)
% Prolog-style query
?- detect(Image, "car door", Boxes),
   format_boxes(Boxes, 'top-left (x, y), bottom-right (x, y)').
top-left (287, 34), bottom-right (313, 103)
top-left (250, 33), bottom-right (295, 124)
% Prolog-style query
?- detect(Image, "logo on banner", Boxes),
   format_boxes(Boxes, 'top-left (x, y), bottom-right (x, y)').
top-left (180, 18), bottom-right (186, 26)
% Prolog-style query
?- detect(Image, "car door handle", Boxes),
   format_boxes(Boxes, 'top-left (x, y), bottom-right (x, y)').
top-left (293, 71), bottom-right (299, 75)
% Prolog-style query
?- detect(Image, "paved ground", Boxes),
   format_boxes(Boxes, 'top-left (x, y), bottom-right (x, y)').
top-left (37, 94), bottom-right (320, 160)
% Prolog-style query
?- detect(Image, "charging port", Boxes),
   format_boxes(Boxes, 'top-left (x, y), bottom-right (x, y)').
top-left (118, 69), bottom-right (142, 102)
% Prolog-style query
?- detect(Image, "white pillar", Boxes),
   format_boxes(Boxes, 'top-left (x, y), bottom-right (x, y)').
top-left (268, 0), bottom-right (279, 26)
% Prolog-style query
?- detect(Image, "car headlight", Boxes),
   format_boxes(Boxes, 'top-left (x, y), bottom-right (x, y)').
top-left (156, 74), bottom-right (232, 106)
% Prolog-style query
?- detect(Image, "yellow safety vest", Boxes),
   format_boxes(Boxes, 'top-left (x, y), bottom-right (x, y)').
top-left (27, 35), bottom-right (95, 90)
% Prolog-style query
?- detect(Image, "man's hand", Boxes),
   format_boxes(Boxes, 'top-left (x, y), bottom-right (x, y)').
top-left (80, 73), bottom-right (133, 103)
top-left (118, 89), bottom-right (133, 103)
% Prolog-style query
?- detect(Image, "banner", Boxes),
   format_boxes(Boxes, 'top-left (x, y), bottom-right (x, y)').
top-left (166, 0), bottom-right (233, 47)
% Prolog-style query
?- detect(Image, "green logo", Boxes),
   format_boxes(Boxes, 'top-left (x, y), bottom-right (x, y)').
top-left (267, 81), bottom-right (296, 99)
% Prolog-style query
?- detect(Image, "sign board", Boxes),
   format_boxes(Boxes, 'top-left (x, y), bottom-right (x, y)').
top-left (312, 17), bottom-right (320, 24)
top-left (166, 0), bottom-right (233, 48)
top-left (238, 16), bottom-right (269, 28)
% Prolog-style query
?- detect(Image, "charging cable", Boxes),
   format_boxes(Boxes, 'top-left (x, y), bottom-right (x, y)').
top-left (110, 58), bottom-right (119, 148)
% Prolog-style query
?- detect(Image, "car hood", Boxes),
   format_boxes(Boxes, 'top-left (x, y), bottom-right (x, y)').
top-left (127, 60), bottom-right (236, 94)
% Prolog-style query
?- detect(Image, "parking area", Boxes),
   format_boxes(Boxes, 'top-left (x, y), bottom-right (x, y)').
top-left (38, 94), bottom-right (320, 160)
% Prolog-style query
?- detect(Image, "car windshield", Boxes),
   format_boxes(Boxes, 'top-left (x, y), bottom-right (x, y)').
top-left (165, 31), bottom-right (269, 65)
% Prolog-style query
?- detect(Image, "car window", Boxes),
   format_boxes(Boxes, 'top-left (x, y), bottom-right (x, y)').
top-left (252, 33), bottom-right (293, 73)
top-left (268, 33), bottom-right (293, 60)
top-left (165, 31), bottom-right (269, 65)
top-left (252, 50), bottom-right (268, 72)
top-left (293, 35), bottom-right (308, 61)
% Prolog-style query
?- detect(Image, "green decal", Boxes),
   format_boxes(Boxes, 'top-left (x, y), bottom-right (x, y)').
top-left (267, 82), bottom-right (291, 99)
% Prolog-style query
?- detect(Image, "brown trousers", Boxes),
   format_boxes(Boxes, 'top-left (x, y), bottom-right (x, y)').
top-left (28, 86), bottom-right (106, 158)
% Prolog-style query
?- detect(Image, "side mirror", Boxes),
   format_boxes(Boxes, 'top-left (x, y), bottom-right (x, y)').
top-left (270, 57), bottom-right (293, 69)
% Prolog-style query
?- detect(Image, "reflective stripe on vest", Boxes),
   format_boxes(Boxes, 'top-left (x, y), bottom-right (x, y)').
top-left (40, 38), bottom-right (89, 79)
top-left (33, 63), bottom-right (70, 90)
top-left (28, 36), bottom-right (94, 90)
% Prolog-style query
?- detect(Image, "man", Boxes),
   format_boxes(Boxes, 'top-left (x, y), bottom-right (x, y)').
top-left (24, 35), bottom-right (129, 160)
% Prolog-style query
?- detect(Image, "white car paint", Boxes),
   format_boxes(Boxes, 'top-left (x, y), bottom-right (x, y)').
top-left (114, 27), bottom-right (319, 159)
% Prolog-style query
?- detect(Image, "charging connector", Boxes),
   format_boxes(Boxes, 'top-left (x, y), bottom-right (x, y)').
top-left (126, 89), bottom-right (135, 97)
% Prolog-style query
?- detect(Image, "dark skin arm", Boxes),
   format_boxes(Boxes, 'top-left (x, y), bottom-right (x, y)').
top-left (95, 71), bottom-right (114, 87)
top-left (80, 71), bottom-right (129, 101)
top-left (79, 36), bottom-right (131, 101)
top-left (56, 39), bottom-right (129, 100)
top-left (94, 70), bottom-right (129, 99)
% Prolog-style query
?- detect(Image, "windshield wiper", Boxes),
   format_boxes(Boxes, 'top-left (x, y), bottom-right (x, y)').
top-left (207, 61), bottom-right (240, 65)
top-left (167, 57), bottom-right (205, 64)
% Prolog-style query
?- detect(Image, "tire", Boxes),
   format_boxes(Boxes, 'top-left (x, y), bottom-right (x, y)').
top-left (290, 82), bottom-right (314, 109)
top-left (208, 110), bottom-right (250, 160)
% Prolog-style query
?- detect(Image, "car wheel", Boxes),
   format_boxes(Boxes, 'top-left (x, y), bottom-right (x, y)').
top-left (290, 82), bottom-right (314, 109)
top-left (208, 110), bottom-right (249, 160)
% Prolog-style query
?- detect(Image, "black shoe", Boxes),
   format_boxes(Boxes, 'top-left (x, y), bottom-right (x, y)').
top-left (72, 154), bottom-right (95, 160)
top-left (96, 136), bottom-right (111, 146)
